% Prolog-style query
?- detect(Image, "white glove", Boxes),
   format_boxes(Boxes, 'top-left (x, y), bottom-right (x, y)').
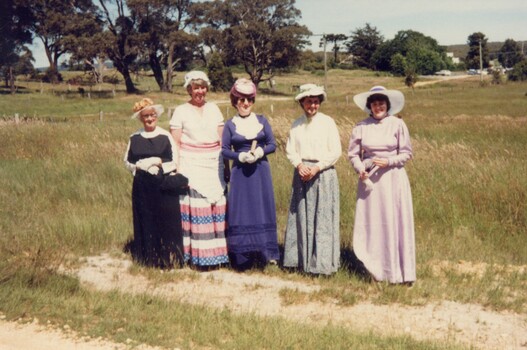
top-left (136, 157), bottom-right (161, 170)
top-left (252, 147), bottom-right (264, 160)
top-left (147, 166), bottom-right (160, 175)
top-left (238, 152), bottom-right (255, 163)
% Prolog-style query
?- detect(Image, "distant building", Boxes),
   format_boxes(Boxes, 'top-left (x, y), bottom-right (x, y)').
top-left (446, 52), bottom-right (460, 65)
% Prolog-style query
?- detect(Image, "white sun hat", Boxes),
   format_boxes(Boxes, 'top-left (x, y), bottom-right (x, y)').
top-left (183, 70), bottom-right (211, 88)
top-left (131, 98), bottom-right (164, 120)
top-left (294, 83), bottom-right (327, 102)
top-left (353, 86), bottom-right (405, 115)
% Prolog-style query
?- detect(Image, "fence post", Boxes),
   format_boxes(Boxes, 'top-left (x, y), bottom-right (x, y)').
top-left (15, 113), bottom-right (20, 125)
top-left (99, 110), bottom-right (103, 122)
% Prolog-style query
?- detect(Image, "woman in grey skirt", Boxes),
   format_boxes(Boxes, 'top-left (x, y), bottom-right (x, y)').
top-left (283, 84), bottom-right (342, 275)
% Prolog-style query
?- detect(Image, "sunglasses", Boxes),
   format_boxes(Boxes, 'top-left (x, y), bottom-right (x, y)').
top-left (237, 97), bottom-right (255, 104)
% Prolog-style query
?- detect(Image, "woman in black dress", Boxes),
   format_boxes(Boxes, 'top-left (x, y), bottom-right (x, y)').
top-left (124, 98), bottom-right (187, 268)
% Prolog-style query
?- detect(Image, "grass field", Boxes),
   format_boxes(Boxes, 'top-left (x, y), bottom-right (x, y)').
top-left (0, 69), bottom-right (526, 349)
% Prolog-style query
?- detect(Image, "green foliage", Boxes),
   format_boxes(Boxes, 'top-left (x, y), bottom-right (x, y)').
top-left (465, 32), bottom-right (490, 69)
top-left (218, 0), bottom-right (311, 84)
top-left (390, 53), bottom-right (407, 76)
top-left (507, 59), bottom-right (527, 81)
top-left (372, 30), bottom-right (448, 75)
top-left (346, 23), bottom-right (383, 69)
top-left (207, 52), bottom-right (234, 92)
top-left (498, 39), bottom-right (524, 69)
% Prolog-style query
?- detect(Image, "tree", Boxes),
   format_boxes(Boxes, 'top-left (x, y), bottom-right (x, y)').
top-left (507, 59), bottom-right (527, 81)
top-left (498, 39), bottom-right (524, 69)
top-left (98, 0), bottom-right (140, 93)
top-left (23, 0), bottom-right (100, 84)
top-left (346, 23), bottom-right (383, 69)
top-left (465, 32), bottom-right (489, 70)
top-left (220, 0), bottom-right (311, 85)
top-left (0, 0), bottom-right (33, 93)
top-left (128, 0), bottom-right (196, 92)
top-left (320, 34), bottom-right (347, 64)
top-left (207, 52), bottom-right (234, 92)
top-left (372, 30), bottom-right (448, 75)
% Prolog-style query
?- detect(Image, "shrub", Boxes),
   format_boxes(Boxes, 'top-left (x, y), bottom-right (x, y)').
top-left (507, 59), bottom-right (527, 81)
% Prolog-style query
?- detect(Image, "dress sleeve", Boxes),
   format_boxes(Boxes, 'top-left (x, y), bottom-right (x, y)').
top-left (316, 117), bottom-right (341, 171)
top-left (348, 124), bottom-right (365, 174)
top-left (261, 116), bottom-right (277, 155)
top-left (161, 133), bottom-right (178, 174)
top-left (221, 120), bottom-right (238, 161)
top-left (123, 138), bottom-right (137, 175)
top-left (212, 103), bottom-right (224, 126)
top-left (169, 105), bottom-right (183, 130)
top-left (286, 122), bottom-right (302, 168)
top-left (388, 119), bottom-right (413, 167)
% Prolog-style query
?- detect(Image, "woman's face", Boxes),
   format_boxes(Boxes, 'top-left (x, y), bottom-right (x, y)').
top-left (370, 100), bottom-right (388, 119)
top-left (301, 96), bottom-right (321, 118)
top-left (140, 107), bottom-right (158, 131)
top-left (189, 83), bottom-right (208, 106)
top-left (236, 97), bottom-right (254, 117)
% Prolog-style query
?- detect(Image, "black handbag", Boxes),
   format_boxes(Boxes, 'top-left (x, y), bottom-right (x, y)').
top-left (160, 173), bottom-right (189, 195)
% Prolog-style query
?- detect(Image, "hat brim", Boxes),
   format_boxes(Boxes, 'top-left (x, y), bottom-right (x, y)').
top-left (131, 104), bottom-right (164, 120)
top-left (295, 88), bottom-right (327, 102)
top-left (353, 89), bottom-right (405, 115)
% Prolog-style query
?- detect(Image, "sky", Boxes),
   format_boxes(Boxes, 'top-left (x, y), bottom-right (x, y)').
top-left (29, 0), bottom-right (527, 68)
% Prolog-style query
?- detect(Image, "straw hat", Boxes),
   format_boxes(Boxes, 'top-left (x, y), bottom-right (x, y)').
top-left (183, 70), bottom-right (211, 88)
top-left (353, 86), bottom-right (405, 115)
top-left (294, 83), bottom-right (327, 102)
top-left (131, 98), bottom-right (164, 120)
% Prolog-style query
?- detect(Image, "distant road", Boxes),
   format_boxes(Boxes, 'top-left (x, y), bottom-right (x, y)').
top-left (415, 74), bottom-right (474, 87)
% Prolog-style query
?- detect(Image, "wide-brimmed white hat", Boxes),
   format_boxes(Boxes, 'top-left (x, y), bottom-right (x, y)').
top-left (131, 98), bottom-right (164, 120)
top-left (294, 83), bottom-right (327, 102)
top-left (353, 86), bottom-right (405, 115)
top-left (183, 70), bottom-right (211, 88)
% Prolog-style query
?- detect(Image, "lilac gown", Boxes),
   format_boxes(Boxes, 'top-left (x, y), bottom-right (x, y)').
top-left (221, 115), bottom-right (280, 269)
top-left (348, 115), bottom-right (416, 283)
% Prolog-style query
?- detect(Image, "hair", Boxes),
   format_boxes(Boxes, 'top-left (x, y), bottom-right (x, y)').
top-left (186, 79), bottom-right (209, 94)
top-left (366, 93), bottom-right (391, 112)
top-left (298, 94), bottom-right (324, 106)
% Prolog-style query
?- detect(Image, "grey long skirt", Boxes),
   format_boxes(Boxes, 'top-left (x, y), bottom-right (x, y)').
top-left (283, 163), bottom-right (340, 275)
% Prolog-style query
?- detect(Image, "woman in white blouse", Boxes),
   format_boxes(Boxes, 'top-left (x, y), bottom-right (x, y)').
top-left (283, 84), bottom-right (342, 275)
top-left (169, 71), bottom-right (229, 268)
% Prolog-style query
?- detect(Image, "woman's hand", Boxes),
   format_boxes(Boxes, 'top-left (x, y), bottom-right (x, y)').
top-left (298, 164), bottom-right (320, 182)
top-left (372, 157), bottom-right (389, 168)
top-left (359, 170), bottom-right (369, 181)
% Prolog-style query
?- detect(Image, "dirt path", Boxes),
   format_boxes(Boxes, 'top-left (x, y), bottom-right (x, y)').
top-left (1, 254), bottom-right (526, 350)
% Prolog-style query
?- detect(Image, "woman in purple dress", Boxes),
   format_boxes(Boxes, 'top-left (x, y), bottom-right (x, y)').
top-left (221, 78), bottom-right (279, 270)
top-left (348, 86), bottom-right (415, 284)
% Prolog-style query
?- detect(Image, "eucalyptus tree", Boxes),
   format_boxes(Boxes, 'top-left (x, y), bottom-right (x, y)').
top-left (128, 0), bottom-right (197, 92)
top-left (0, 0), bottom-right (32, 93)
top-left (97, 0), bottom-right (140, 93)
top-left (219, 0), bottom-right (311, 85)
top-left (23, 0), bottom-right (100, 84)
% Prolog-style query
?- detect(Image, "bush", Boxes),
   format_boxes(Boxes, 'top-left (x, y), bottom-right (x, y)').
top-left (207, 52), bottom-right (234, 92)
top-left (507, 59), bottom-right (527, 81)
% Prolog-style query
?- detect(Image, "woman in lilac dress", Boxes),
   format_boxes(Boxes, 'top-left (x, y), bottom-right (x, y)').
top-left (221, 78), bottom-right (279, 270)
top-left (348, 86), bottom-right (415, 284)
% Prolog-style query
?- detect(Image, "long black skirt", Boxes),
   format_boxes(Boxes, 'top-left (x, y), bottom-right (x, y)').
top-left (131, 172), bottom-right (185, 268)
